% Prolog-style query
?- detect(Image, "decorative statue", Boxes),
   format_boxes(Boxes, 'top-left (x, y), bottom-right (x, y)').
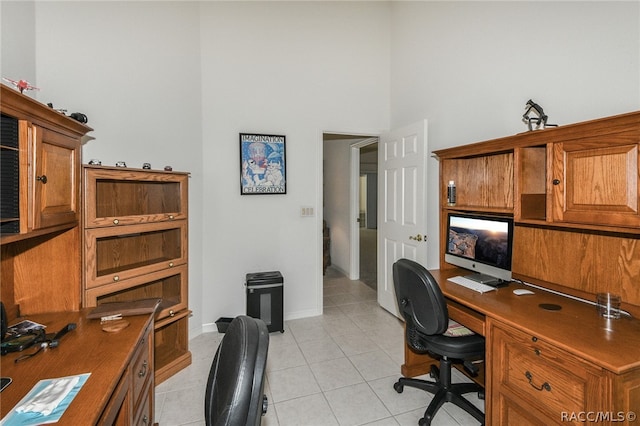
top-left (522, 99), bottom-right (557, 131)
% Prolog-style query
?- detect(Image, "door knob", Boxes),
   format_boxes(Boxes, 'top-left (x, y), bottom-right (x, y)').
top-left (36, 175), bottom-right (47, 184)
top-left (409, 234), bottom-right (423, 242)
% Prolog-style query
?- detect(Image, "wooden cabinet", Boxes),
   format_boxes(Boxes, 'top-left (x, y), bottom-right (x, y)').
top-left (551, 139), bottom-right (639, 228)
top-left (489, 319), bottom-right (608, 425)
top-left (1, 85), bottom-right (88, 241)
top-left (1, 84), bottom-right (92, 321)
top-left (435, 111), bottom-right (640, 232)
top-left (31, 124), bottom-right (81, 230)
top-left (82, 165), bottom-right (191, 384)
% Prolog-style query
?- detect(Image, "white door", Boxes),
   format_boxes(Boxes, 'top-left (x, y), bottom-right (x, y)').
top-left (377, 120), bottom-right (428, 317)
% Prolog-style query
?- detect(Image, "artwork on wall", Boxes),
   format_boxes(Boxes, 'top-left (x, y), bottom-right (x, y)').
top-left (240, 133), bottom-right (286, 195)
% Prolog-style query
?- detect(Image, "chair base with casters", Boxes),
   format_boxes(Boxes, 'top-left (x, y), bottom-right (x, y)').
top-left (394, 358), bottom-right (484, 426)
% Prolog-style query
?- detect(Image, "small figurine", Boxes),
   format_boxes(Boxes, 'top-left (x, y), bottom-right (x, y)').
top-left (142, 163), bottom-right (151, 170)
top-left (164, 166), bottom-right (173, 171)
top-left (115, 161), bottom-right (127, 168)
top-left (2, 77), bottom-right (39, 93)
top-left (88, 159), bottom-right (102, 165)
top-left (522, 99), bottom-right (557, 131)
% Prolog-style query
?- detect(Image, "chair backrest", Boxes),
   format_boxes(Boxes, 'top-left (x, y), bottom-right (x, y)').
top-left (393, 258), bottom-right (449, 336)
top-left (205, 315), bottom-right (269, 426)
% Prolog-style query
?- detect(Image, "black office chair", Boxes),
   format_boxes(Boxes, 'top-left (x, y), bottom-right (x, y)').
top-left (204, 315), bottom-right (270, 426)
top-left (392, 259), bottom-right (485, 426)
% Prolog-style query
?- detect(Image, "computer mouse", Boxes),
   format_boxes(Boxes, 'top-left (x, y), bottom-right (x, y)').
top-left (513, 289), bottom-right (535, 296)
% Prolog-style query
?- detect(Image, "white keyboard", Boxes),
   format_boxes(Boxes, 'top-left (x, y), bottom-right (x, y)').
top-left (447, 276), bottom-right (497, 294)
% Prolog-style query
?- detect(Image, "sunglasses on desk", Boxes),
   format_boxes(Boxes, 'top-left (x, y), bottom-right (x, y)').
top-left (0, 328), bottom-right (46, 355)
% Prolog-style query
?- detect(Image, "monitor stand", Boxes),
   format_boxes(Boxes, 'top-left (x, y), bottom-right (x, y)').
top-left (465, 273), bottom-right (508, 288)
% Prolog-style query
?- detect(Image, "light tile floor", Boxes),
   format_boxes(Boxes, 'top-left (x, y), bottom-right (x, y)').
top-left (155, 268), bottom-right (484, 425)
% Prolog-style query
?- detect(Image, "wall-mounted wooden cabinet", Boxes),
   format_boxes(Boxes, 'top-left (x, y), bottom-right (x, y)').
top-left (83, 165), bottom-right (191, 384)
top-left (436, 111), bottom-right (640, 233)
top-left (551, 139), bottom-right (639, 228)
top-left (0, 84), bottom-right (92, 320)
top-left (1, 85), bottom-right (89, 242)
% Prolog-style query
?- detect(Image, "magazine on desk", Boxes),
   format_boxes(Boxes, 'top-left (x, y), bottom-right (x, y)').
top-left (0, 373), bottom-right (90, 425)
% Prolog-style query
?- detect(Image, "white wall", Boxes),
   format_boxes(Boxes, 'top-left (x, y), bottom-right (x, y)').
top-left (31, 1), bottom-right (206, 336)
top-left (390, 1), bottom-right (640, 269)
top-left (199, 1), bottom-right (391, 325)
top-left (0, 1), bottom-right (35, 82)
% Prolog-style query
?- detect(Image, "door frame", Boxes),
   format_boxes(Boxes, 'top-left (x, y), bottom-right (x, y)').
top-left (349, 137), bottom-right (378, 280)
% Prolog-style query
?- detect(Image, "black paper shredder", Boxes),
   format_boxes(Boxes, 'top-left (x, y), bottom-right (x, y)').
top-left (245, 271), bottom-right (284, 333)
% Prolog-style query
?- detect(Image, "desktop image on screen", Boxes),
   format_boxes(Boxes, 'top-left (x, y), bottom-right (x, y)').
top-left (445, 212), bottom-right (514, 284)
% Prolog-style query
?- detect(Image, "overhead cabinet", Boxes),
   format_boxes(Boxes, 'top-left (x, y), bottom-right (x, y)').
top-left (1, 85), bottom-right (88, 242)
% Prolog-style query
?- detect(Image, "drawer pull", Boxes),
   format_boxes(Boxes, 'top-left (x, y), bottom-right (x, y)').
top-left (168, 214), bottom-right (175, 220)
top-left (169, 310), bottom-right (175, 317)
top-left (169, 262), bottom-right (174, 267)
top-left (534, 349), bottom-right (541, 356)
top-left (113, 275), bottom-right (120, 282)
top-left (525, 371), bottom-right (551, 392)
top-left (138, 360), bottom-right (148, 378)
top-left (36, 175), bottom-right (48, 184)
top-left (113, 219), bottom-right (119, 225)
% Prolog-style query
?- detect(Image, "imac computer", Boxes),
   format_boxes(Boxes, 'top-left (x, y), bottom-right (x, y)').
top-left (445, 212), bottom-right (514, 285)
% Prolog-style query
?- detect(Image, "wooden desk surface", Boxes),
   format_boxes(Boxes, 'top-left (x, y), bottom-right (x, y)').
top-left (431, 268), bottom-right (640, 374)
top-left (1, 310), bottom-right (153, 424)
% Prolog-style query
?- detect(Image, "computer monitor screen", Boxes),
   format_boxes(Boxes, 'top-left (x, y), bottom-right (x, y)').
top-left (445, 212), bottom-right (513, 283)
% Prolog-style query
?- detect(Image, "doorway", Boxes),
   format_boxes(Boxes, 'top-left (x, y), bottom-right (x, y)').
top-left (322, 134), bottom-right (378, 292)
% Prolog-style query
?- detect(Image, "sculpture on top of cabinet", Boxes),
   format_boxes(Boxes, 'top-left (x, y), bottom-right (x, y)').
top-left (522, 99), bottom-right (557, 131)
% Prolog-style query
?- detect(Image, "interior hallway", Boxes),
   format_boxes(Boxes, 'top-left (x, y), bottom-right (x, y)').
top-left (154, 267), bottom-right (483, 425)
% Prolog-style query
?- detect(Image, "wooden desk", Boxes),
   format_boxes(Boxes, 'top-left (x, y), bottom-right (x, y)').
top-left (402, 268), bottom-right (640, 425)
top-left (1, 310), bottom-right (154, 425)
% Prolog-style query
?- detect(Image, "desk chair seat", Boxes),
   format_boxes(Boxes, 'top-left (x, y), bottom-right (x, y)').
top-left (205, 315), bottom-right (269, 426)
top-left (393, 259), bottom-right (485, 426)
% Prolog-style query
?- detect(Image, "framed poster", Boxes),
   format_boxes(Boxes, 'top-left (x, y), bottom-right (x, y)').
top-left (240, 133), bottom-right (286, 195)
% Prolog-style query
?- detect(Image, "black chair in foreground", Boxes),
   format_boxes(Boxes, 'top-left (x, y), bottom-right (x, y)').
top-left (392, 258), bottom-right (485, 426)
top-left (204, 315), bottom-right (269, 426)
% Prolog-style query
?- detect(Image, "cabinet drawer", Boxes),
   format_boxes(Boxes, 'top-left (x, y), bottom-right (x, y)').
top-left (84, 166), bottom-right (188, 228)
top-left (134, 379), bottom-right (153, 426)
top-left (491, 321), bottom-right (607, 421)
top-left (85, 265), bottom-right (188, 320)
top-left (84, 221), bottom-right (187, 289)
top-left (131, 322), bottom-right (154, 410)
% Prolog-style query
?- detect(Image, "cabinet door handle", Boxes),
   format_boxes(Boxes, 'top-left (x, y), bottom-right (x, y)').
top-left (168, 214), bottom-right (175, 220)
top-left (552, 179), bottom-right (561, 185)
top-left (36, 175), bottom-right (48, 184)
top-left (113, 275), bottom-right (120, 282)
top-left (113, 219), bottom-right (120, 225)
top-left (169, 262), bottom-right (174, 267)
top-left (138, 360), bottom-right (148, 378)
top-left (525, 371), bottom-right (551, 392)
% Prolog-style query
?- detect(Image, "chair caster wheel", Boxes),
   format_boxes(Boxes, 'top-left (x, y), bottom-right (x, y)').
top-left (393, 382), bottom-right (404, 393)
